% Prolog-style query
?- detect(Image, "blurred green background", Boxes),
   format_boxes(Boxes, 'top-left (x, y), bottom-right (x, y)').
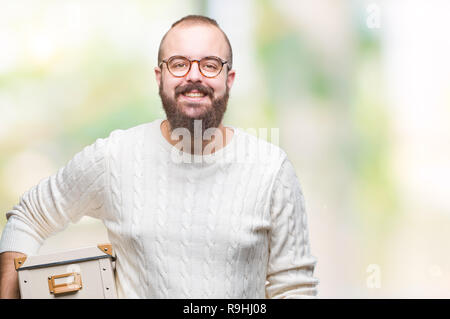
top-left (1, 0), bottom-right (449, 297)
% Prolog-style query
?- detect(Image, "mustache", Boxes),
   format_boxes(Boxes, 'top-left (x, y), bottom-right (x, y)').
top-left (175, 84), bottom-right (214, 98)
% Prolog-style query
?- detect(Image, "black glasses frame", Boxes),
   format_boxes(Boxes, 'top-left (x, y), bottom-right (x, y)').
top-left (159, 55), bottom-right (230, 78)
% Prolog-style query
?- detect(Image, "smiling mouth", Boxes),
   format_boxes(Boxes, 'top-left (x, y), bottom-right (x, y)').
top-left (183, 92), bottom-right (205, 98)
top-left (179, 90), bottom-right (209, 102)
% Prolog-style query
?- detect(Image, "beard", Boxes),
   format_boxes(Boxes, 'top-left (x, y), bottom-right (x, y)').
top-left (159, 80), bottom-right (229, 137)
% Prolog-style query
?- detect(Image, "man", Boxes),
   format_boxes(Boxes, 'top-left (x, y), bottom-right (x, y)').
top-left (0, 15), bottom-right (319, 298)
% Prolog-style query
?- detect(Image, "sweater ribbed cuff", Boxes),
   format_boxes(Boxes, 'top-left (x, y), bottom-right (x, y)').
top-left (0, 216), bottom-right (42, 256)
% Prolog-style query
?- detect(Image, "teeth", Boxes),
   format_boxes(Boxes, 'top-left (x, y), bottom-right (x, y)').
top-left (185, 92), bottom-right (205, 97)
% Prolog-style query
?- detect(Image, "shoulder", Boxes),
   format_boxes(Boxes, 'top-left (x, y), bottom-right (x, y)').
top-left (106, 121), bottom-right (153, 142)
top-left (232, 127), bottom-right (288, 170)
top-left (101, 119), bottom-right (163, 151)
top-left (83, 121), bottom-right (159, 163)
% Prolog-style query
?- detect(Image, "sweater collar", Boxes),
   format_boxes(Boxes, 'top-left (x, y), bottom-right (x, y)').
top-left (154, 118), bottom-right (238, 166)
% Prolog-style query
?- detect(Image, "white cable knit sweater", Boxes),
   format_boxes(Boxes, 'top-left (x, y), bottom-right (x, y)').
top-left (0, 118), bottom-right (319, 298)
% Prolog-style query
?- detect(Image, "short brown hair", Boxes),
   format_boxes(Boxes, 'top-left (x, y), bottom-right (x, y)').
top-left (157, 15), bottom-right (233, 69)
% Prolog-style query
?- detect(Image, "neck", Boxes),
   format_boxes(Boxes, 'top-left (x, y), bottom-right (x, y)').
top-left (161, 119), bottom-right (233, 155)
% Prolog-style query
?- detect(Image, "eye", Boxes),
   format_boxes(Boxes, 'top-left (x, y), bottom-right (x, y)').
top-left (201, 58), bottom-right (221, 70)
top-left (169, 58), bottom-right (189, 69)
top-left (204, 64), bottom-right (218, 70)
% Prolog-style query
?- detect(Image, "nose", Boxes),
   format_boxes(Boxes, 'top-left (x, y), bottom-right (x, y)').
top-left (185, 60), bottom-right (203, 82)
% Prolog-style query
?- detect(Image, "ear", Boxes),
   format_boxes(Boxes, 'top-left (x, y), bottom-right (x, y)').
top-left (154, 66), bottom-right (162, 88)
top-left (226, 68), bottom-right (236, 90)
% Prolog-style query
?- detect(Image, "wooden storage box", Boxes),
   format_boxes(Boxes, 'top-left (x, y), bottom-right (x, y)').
top-left (14, 244), bottom-right (117, 299)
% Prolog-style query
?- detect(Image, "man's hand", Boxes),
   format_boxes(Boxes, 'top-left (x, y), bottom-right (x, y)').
top-left (0, 251), bottom-right (26, 299)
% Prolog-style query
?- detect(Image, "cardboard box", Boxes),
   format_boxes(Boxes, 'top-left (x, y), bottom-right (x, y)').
top-left (14, 244), bottom-right (117, 299)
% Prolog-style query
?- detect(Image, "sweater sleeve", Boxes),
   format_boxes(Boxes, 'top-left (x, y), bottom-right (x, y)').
top-left (265, 156), bottom-right (319, 298)
top-left (0, 137), bottom-right (109, 256)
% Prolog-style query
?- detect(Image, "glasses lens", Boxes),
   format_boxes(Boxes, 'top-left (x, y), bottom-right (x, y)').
top-left (168, 57), bottom-right (190, 76)
top-left (200, 57), bottom-right (222, 77)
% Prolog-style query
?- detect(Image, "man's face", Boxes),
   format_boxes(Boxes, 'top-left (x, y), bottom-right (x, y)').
top-left (155, 24), bottom-right (235, 135)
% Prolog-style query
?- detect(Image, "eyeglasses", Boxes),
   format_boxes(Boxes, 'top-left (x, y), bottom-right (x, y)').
top-left (159, 55), bottom-right (230, 78)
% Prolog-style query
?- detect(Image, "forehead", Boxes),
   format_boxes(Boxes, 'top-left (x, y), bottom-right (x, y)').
top-left (162, 24), bottom-right (228, 60)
